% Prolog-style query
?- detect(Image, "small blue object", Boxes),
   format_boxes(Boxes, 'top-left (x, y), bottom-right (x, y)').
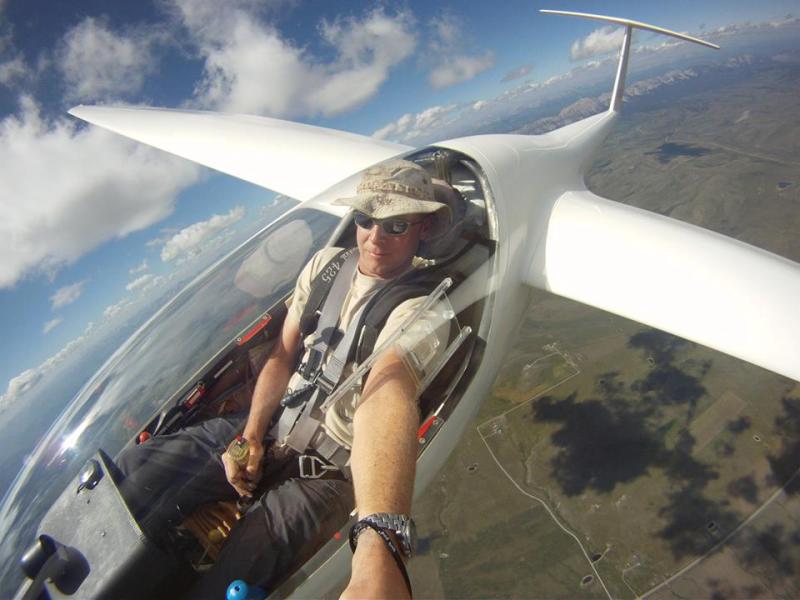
top-left (226, 579), bottom-right (267, 600)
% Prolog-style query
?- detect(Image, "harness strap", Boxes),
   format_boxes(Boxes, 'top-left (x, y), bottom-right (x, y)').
top-left (274, 249), bottom-right (378, 456)
top-left (302, 250), bottom-right (359, 380)
top-left (314, 278), bottom-right (380, 394)
top-left (282, 295), bottom-right (373, 453)
top-left (273, 248), bottom-right (455, 476)
top-left (319, 276), bottom-right (453, 414)
top-left (298, 248), bottom-right (355, 338)
top-left (272, 382), bottom-right (311, 443)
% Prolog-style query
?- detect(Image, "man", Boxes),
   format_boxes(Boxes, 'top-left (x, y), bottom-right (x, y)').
top-left (117, 159), bottom-right (452, 598)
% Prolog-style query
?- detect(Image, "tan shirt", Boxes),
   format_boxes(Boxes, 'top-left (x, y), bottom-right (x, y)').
top-left (286, 247), bottom-right (450, 448)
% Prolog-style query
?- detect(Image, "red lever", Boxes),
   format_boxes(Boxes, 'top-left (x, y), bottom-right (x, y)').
top-left (237, 314), bottom-right (272, 346)
top-left (418, 415), bottom-right (437, 440)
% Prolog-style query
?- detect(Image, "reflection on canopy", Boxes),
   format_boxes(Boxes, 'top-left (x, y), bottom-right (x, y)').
top-left (0, 207), bottom-right (337, 596)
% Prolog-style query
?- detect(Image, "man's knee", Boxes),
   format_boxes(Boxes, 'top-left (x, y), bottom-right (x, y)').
top-left (260, 477), bottom-right (354, 572)
top-left (116, 442), bottom-right (148, 477)
top-left (117, 413), bottom-right (247, 476)
top-left (115, 415), bottom-right (247, 522)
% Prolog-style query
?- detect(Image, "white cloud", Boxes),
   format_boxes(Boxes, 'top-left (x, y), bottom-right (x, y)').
top-left (372, 112), bottom-right (414, 140)
top-left (371, 15), bottom-right (796, 146)
top-left (50, 280), bottom-right (87, 309)
top-left (58, 17), bottom-right (163, 101)
top-left (570, 26), bottom-right (624, 61)
top-left (625, 67), bottom-right (698, 96)
top-left (396, 113), bottom-right (415, 130)
top-left (516, 67), bottom-right (702, 134)
top-left (634, 39), bottom-right (682, 56)
top-left (501, 64), bottom-right (533, 83)
top-left (429, 14), bottom-right (459, 47)
top-left (160, 206), bottom-right (245, 262)
top-left (175, 0), bottom-right (416, 117)
top-left (0, 332), bottom-right (89, 407)
top-left (0, 28), bottom-right (32, 87)
top-left (126, 273), bottom-right (165, 292)
top-left (146, 230), bottom-right (177, 248)
top-left (2, 369), bottom-right (41, 405)
top-left (371, 34), bottom-right (705, 144)
top-left (0, 96), bottom-right (201, 288)
top-left (129, 259), bottom-right (148, 275)
top-left (415, 105), bottom-right (457, 130)
top-left (429, 53), bottom-right (494, 89)
top-left (42, 318), bottom-right (63, 334)
top-left (426, 15), bottom-right (494, 89)
top-left (103, 297), bottom-right (132, 319)
top-left (706, 14), bottom-right (800, 38)
top-left (372, 104), bottom-right (459, 142)
top-left (0, 55), bottom-right (28, 86)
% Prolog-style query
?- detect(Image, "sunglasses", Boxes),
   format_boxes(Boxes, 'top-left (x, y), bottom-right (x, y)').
top-left (353, 212), bottom-right (425, 236)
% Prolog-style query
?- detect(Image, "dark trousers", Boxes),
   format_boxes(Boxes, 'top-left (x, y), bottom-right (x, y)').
top-left (116, 413), bottom-right (354, 599)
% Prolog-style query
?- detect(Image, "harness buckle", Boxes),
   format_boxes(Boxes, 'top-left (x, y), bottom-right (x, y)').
top-left (298, 454), bottom-right (339, 479)
top-left (280, 384), bottom-right (315, 408)
top-left (315, 374), bottom-right (336, 396)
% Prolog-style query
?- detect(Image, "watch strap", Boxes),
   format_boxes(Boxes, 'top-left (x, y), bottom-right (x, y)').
top-left (349, 520), bottom-right (413, 598)
top-left (361, 513), bottom-right (413, 557)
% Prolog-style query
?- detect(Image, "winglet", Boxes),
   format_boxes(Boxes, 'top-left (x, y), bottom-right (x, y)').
top-left (541, 10), bottom-right (719, 112)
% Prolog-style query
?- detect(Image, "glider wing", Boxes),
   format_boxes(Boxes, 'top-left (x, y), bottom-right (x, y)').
top-left (69, 105), bottom-right (412, 201)
top-left (525, 189), bottom-right (800, 382)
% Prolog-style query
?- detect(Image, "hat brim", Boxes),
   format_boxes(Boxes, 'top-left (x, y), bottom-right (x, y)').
top-left (333, 193), bottom-right (452, 238)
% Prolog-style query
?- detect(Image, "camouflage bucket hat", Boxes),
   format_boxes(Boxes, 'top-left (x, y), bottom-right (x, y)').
top-left (333, 159), bottom-right (452, 237)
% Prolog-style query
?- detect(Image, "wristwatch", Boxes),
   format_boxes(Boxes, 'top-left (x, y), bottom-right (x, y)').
top-left (350, 513), bottom-right (417, 558)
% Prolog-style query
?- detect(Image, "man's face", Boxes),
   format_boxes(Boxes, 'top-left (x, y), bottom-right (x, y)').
top-left (355, 212), bottom-right (432, 279)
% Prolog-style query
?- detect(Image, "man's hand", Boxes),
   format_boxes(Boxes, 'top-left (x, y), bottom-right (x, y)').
top-left (226, 315), bottom-right (302, 498)
top-left (234, 313), bottom-right (302, 496)
top-left (221, 438), bottom-right (264, 497)
top-left (340, 530), bottom-right (410, 600)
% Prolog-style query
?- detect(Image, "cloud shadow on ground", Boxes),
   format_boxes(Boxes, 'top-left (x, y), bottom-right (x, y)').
top-left (527, 328), bottom-right (762, 559)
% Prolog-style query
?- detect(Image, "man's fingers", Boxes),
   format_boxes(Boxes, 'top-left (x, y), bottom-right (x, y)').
top-left (221, 451), bottom-right (238, 475)
top-left (245, 445), bottom-right (264, 481)
top-left (222, 452), bottom-right (254, 497)
top-left (234, 483), bottom-right (253, 498)
top-left (223, 439), bottom-right (265, 497)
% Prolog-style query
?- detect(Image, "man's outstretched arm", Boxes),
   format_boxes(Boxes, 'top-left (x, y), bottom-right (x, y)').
top-left (341, 347), bottom-right (420, 600)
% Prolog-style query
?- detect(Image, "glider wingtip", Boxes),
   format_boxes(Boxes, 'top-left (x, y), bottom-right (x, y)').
top-left (68, 105), bottom-right (93, 121)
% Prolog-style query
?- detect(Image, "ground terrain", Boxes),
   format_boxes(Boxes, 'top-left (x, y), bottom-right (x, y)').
top-left (409, 58), bottom-right (800, 599)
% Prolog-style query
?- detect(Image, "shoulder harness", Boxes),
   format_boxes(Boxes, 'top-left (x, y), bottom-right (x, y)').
top-left (272, 248), bottom-right (456, 475)
top-left (299, 250), bottom-right (452, 365)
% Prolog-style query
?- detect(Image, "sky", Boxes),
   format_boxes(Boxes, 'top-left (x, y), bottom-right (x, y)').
top-left (1, 0), bottom-right (799, 419)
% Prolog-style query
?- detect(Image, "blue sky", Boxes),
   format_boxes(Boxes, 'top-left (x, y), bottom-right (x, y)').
top-left (0, 0), bottom-right (799, 410)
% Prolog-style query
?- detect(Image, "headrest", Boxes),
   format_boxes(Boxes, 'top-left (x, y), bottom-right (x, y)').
top-left (418, 179), bottom-right (468, 260)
